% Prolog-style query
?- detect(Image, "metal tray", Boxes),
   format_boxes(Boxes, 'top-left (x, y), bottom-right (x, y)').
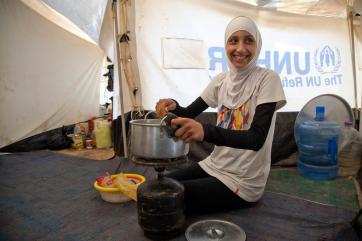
top-left (294, 94), bottom-right (354, 143)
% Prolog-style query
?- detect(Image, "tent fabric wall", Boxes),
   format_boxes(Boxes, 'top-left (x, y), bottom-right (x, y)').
top-left (0, 0), bottom-right (104, 148)
top-left (42, 0), bottom-right (108, 43)
top-left (20, 0), bottom-right (97, 45)
top-left (1, 0), bottom-right (362, 149)
top-left (133, 0), bottom-right (358, 112)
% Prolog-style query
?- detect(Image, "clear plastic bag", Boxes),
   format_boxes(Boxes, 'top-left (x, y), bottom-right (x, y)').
top-left (339, 121), bottom-right (362, 151)
top-left (113, 173), bottom-right (138, 201)
top-left (338, 121), bottom-right (362, 176)
top-left (94, 119), bottom-right (112, 148)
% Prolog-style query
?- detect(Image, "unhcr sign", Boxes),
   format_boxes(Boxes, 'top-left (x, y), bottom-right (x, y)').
top-left (209, 45), bottom-right (344, 89)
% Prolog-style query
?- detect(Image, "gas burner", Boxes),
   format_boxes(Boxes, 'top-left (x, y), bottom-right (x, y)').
top-left (131, 155), bottom-right (187, 167)
top-left (134, 154), bottom-right (186, 240)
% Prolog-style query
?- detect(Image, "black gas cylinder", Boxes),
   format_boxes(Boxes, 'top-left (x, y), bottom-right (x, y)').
top-left (137, 176), bottom-right (185, 240)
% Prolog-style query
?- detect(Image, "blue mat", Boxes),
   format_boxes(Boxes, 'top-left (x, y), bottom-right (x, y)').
top-left (0, 151), bottom-right (358, 241)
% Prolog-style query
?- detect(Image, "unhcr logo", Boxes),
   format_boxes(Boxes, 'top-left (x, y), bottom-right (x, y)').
top-left (314, 46), bottom-right (341, 74)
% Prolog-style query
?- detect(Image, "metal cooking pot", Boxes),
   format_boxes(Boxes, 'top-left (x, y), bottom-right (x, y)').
top-left (129, 112), bottom-right (189, 159)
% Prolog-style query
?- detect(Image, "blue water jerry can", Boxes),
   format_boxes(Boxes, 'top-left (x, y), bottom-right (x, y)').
top-left (296, 106), bottom-right (341, 180)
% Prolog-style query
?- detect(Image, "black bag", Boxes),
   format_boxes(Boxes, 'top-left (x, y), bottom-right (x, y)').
top-left (46, 126), bottom-right (73, 150)
top-left (0, 126), bottom-right (73, 152)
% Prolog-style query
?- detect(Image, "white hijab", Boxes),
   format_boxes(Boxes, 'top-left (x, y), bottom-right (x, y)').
top-left (219, 16), bottom-right (268, 109)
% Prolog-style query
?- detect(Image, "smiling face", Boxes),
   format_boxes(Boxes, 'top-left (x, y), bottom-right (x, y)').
top-left (225, 30), bottom-right (256, 69)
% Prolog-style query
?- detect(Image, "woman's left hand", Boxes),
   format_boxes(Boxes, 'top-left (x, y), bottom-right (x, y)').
top-left (171, 118), bottom-right (204, 143)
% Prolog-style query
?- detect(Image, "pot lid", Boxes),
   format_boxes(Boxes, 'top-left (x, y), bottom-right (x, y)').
top-left (185, 219), bottom-right (246, 241)
top-left (294, 94), bottom-right (354, 144)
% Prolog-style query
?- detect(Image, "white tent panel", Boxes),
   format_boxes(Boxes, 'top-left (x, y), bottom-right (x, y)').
top-left (1, 0), bottom-right (362, 148)
top-left (99, 0), bottom-right (115, 61)
top-left (0, 0), bottom-right (104, 148)
top-left (20, 0), bottom-right (97, 45)
top-left (258, 11), bottom-right (355, 111)
top-left (42, 0), bottom-right (107, 43)
top-left (162, 38), bottom-right (208, 69)
top-left (134, 0), bottom-right (358, 112)
top-left (237, 0), bottom-right (348, 18)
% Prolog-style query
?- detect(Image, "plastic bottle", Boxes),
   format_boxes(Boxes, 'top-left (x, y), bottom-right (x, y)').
top-left (73, 123), bottom-right (84, 150)
top-left (297, 106), bottom-right (341, 180)
top-left (338, 120), bottom-right (362, 177)
top-left (85, 117), bottom-right (96, 149)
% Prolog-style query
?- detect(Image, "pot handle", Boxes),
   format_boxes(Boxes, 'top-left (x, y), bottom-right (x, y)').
top-left (144, 110), bottom-right (157, 119)
top-left (160, 112), bottom-right (179, 137)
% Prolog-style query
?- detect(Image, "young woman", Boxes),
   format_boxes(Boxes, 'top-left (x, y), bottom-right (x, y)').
top-left (155, 16), bottom-right (286, 215)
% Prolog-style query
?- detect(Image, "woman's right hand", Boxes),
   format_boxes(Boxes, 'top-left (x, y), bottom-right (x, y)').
top-left (155, 99), bottom-right (176, 117)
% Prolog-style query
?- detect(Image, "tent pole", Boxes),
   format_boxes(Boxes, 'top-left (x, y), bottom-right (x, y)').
top-left (348, 9), bottom-right (359, 118)
top-left (113, 0), bottom-right (128, 158)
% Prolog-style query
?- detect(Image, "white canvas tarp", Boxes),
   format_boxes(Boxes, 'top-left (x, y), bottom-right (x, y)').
top-left (133, 0), bottom-right (361, 112)
top-left (0, 0), bottom-right (104, 147)
top-left (1, 0), bottom-right (362, 149)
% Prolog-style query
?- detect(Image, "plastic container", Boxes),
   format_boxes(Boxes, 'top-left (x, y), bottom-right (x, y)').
top-left (94, 119), bottom-right (112, 148)
top-left (297, 120), bottom-right (340, 166)
top-left (298, 160), bottom-right (338, 180)
top-left (296, 106), bottom-right (341, 180)
top-left (94, 173), bottom-right (145, 203)
top-left (338, 120), bottom-right (362, 177)
top-left (297, 106), bottom-right (341, 166)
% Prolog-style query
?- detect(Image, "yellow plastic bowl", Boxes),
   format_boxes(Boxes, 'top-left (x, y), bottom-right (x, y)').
top-left (94, 173), bottom-right (146, 203)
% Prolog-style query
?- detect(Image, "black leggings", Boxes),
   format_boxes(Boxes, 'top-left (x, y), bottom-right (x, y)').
top-left (165, 163), bottom-right (254, 215)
